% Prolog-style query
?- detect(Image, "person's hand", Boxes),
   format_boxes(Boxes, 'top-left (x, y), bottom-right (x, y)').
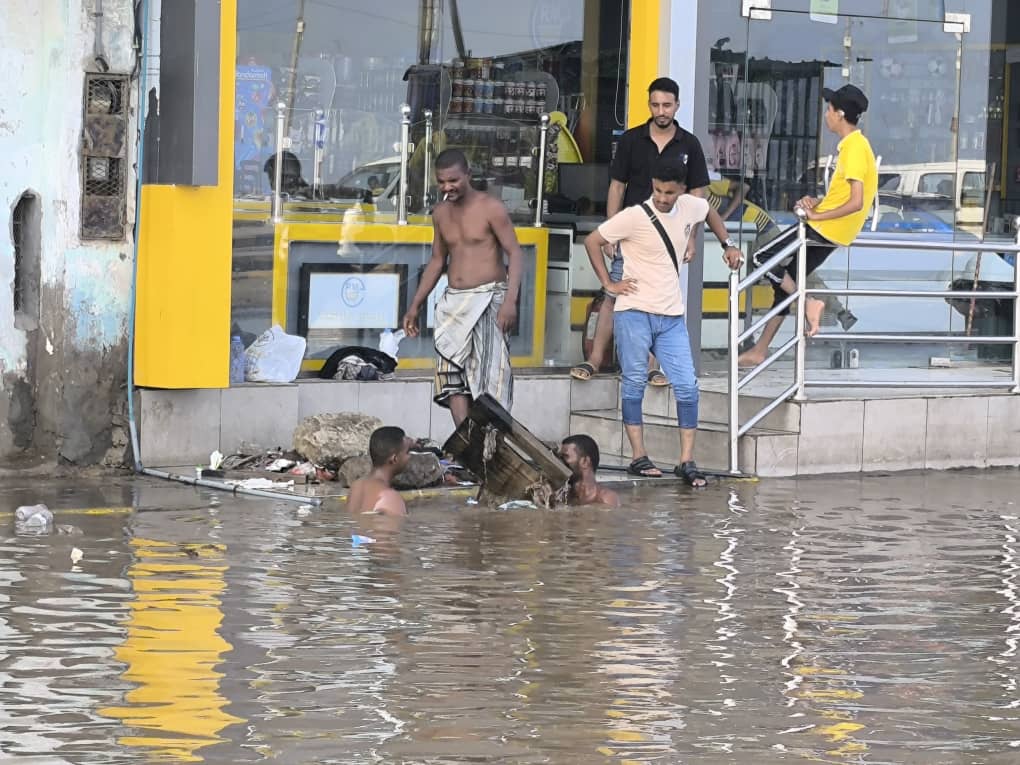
top-left (723, 246), bottom-right (744, 270)
top-left (797, 196), bottom-right (817, 210)
top-left (683, 242), bottom-right (696, 263)
top-left (401, 309), bottom-right (420, 338)
top-left (603, 277), bottom-right (638, 297)
top-left (496, 301), bottom-right (517, 334)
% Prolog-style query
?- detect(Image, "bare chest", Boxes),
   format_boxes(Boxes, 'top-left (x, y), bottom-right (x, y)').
top-left (441, 207), bottom-right (495, 249)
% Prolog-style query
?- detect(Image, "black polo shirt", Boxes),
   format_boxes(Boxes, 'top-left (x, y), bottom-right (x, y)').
top-left (610, 119), bottom-right (710, 209)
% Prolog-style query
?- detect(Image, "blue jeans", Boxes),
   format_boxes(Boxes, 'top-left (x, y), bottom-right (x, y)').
top-left (614, 310), bottom-right (698, 429)
top-left (602, 253), bottom-right (624, 298)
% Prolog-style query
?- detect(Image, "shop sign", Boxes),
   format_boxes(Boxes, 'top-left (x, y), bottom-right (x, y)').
top-left (810, 0), bottom-right (838, 24)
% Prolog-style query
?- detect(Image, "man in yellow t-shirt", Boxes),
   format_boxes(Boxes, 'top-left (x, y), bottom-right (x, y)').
top-left (732, 84), bottom-right (877, 367)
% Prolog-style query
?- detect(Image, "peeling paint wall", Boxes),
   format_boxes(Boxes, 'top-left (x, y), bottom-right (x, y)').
top-left (0, 1), bottom-right (138, 464)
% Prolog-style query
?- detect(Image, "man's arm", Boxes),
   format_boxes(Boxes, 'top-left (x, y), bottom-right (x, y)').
top-left (490, 200), bottom-right (525, 333)
top-left (606, 179), bottom-right (626, 219)
top-left (802, 179), bottom-right (864, 222)
top-left (585, 229), bottom-right (636, 297)
top-left (373, 488), bottom-right (407, 516)
top-left (402, 217), bottom-right (448, 337)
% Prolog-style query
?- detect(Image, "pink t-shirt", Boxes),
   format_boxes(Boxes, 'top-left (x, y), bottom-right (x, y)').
top-left (597, 195), bottom-right (710, 316)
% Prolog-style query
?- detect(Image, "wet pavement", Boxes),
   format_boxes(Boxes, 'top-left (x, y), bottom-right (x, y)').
top-left (2, 470), bottom-right (1020, 764)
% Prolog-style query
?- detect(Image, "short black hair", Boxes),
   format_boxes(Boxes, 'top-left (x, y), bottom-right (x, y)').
top-left (369, 426), bottom-right (406, 467)
top-left (263, 150), bottom-right (302, 176)
top-left (648, 77), bottom-right (679, 100)
top-left (650, 158), bottom-right (688, 186)
top-left (562, 434), bottom-right (600, 471)
top-left (435, 148), bottom-right (469, 173)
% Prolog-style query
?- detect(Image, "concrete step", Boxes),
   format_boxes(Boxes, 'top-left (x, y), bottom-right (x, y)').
top-left (569, 408), bottom-right (799, 477)
top-left (569, 376), bottom-right (801, 433)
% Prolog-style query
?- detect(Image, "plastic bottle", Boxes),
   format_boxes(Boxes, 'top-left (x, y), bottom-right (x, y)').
top-left (229, 335), bottom-right (246, 385)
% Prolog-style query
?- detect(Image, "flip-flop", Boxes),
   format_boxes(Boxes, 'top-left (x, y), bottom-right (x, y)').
top-left (675, 461), bottom-right (708, 488)
top-left (627, 455), bottom-right (662, 477)
top-left (570, 362), bottom-right (597, 381)
top-left (647, 369), bottom-right (669, 387)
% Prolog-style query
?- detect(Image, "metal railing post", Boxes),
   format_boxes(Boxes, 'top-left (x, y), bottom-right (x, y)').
top-left (794, 210), bottom-right (808, 401)
top-left (397, 103), bottom-right (411, 225)
top-left (272, 102), bottom-right (286, 223)
top-left (1012, 217), bottom-right (1020, 393)
top-left (728, 268), bottom-right (741, 473)
top-left (423, 109), bottom-right (433, 207)
top-left (534, 113), bottom-right (549, 227)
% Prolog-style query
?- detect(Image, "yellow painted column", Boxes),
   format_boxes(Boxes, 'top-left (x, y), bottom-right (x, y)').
top-left (627, 0), bottom-right (663, 128)
top-left (134, 0), bottom-right (237, 388)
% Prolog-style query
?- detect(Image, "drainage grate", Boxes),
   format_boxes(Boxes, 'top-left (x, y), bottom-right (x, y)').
top-left (12, 199), bottom-right (25, 312)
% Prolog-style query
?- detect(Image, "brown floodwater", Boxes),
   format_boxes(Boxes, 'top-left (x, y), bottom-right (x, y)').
top-left (2, 470), bottom-right (1020, 764)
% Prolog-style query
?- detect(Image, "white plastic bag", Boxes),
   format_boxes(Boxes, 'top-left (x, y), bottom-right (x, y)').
top-left (378, 329), bottom-right (406, 361)
top-left (244, 325), bottom-right (306, 383)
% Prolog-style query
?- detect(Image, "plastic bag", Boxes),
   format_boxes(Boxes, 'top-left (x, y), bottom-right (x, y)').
top-left (378, 329), bottom-right (406, 361)
top-left (244, 325), bottom-right (306, 383)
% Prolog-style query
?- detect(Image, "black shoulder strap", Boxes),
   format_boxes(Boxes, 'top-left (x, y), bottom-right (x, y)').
top-left (640, 202), bottom-right (679, 274)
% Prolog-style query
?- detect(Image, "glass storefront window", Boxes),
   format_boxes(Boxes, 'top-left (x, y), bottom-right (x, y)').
top-left (231, 1), bottom-right (630, 368)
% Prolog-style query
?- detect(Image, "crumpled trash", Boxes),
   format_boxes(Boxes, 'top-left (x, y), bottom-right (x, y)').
top-left (288, 461), bottom-right (316, 476)
top-left (15, 504), bottom-right (53, 530)
top-left (497, 500), bottom-right (539, 510)
top-left (56, 524), bottom-right (83, 535)
top-left (351, 534), bottom-right (376, 547)
top-left (228, 478), bottom-right (295, 491)
top-left (70, 547), bottom-right (84, 565)
top-left (209, 450), bottom-right (224, 470)
top-left (266, 458), bottom-right (296, 472)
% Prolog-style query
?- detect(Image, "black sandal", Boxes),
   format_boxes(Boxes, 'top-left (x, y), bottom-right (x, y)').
top-left (627, 456), bottom-right (662, 477)
top-left (675, 461), bottom-right (708, 488)
top-left (570, 362), bottom-right (597, 381)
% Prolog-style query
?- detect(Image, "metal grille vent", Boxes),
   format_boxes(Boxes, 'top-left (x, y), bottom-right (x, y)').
top-left (80, 73), bottom-right (129, 240)
top-left (12, 198), bottom-right (25, 312)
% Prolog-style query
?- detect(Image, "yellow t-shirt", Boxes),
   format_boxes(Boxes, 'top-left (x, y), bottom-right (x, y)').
top-left (598, 195), bottom-right (710, 316)
top-left (810, 130), bottom-right (877, 247)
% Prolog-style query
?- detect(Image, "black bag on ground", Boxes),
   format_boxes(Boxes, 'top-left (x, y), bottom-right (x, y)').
top-left (318, 346), bottom-right (398, 380)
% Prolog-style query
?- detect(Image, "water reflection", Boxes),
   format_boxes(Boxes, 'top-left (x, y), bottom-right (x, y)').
top-left (5, 473), bottom-right (1020, 762)
top-left (100, 537), bottom-right (242, 761)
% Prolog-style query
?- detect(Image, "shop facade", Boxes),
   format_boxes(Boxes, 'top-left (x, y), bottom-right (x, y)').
top-left (135, 0), bottom-right (1017, 392)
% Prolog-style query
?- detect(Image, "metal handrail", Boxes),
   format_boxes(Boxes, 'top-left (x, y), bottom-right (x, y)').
top-left (727, 215), bottom-right (1020, 475)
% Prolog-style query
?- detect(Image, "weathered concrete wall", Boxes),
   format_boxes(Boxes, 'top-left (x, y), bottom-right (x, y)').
top-left (0, 1), bottom-right (137, 465)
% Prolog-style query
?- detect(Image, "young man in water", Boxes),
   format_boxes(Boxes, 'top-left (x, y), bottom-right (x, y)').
top-left (347, 426), bottom-right (412, 516)
top-left (733, 84), bottom-right (877, 365)
top-left (402, 149), bottom-right (525, 427)
top-left (559, 434), bottom-right (620, 507)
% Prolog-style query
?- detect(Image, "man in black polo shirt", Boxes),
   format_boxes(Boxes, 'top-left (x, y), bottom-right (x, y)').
top-left (571, 77), bottom-right (713, 385)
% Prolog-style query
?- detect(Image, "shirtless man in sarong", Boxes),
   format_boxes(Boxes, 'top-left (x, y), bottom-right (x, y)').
top-left (402, 149), bottom-right (524, 426)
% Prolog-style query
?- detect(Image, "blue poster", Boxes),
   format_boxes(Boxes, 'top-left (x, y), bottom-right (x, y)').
top-left (235, 65), bottom-right (274, 190)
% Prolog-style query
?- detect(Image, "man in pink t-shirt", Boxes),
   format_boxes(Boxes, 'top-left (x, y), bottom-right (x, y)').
top-left (583, 160), bottom-right (741, 487)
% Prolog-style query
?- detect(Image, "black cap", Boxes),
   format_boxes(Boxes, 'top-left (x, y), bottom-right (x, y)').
top-left (822, 84), bottom-right (869, 121)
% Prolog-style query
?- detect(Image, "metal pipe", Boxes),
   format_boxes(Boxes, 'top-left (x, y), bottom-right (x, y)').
top-left (793, 213), bottom-right (808, 401)
top-left (141, 468), bottom-right (323, 506)
top-left (398, 103), bottom-right (411, 225)
top-left (811, 333), bottom-right (1016, 343)
top-left (272, 102), bottom-right (286, 223)
top-left (807, 288), bottom-right (1018, 300)
top-left (1012, 218), bottom-right (1020, 392)
top-left (803, 379), bottom-right (1013, 389)
top-left (728, 268), bottom-right (740, 474)
top-left (534, 113), bottom-right (550, 227)
top-left (737, 335), bottom-right (799, 390)
top-left (847, 237), bottom-right (1020, 254)
top-left (737, 237), bottom-right (801, 292)
top-left (738, 382), bottom-right (799, 437)
top-left (423, 109), bottom-right (434, 205)
top-left (738, 292), bottom-right (799, 345)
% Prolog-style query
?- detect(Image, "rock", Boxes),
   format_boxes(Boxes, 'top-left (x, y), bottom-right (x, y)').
top-left (337, 454), bottom-right (372, 487)
top-left (292, 412), bottom-right (382, 470)
top-left (394, 452), bottom-right (444, 489)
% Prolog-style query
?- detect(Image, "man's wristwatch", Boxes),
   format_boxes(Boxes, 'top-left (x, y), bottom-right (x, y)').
top-left (723, 237), bottom-right (739, 250)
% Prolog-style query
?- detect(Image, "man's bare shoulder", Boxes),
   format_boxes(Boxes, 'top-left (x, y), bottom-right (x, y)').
top-left (374, 487), bottom-right (407, 516)
top-left (598, 486), bottom-right (621, 508)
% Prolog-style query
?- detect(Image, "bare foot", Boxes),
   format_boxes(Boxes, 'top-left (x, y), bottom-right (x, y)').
top-left (737, 349), bottom-right (766, 368)
top-left (805, 297), bottom-right (825, 337)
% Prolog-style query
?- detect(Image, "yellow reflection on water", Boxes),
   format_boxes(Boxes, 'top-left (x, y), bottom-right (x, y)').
top-left (100, 538), bottom-right (243, 762)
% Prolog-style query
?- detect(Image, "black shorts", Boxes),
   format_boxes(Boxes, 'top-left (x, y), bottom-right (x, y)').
top-left (751, 224), bottom-right (838, 315)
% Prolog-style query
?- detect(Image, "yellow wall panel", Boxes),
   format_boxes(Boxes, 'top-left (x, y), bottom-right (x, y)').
top-left (134, 0), bottom-right (236, 388)
top-left (628, 0), bottom-right (662, 128)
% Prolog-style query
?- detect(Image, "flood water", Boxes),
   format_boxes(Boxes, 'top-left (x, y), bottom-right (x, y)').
top-left (2, 471), bottom-right (1020, 764)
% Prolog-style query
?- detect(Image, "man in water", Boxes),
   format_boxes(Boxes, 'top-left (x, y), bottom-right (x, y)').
top-left (402, 149), bottom-right (524, 426)
top-left (347, 426), bottom-right (412, 516)
top-left (560, 434), bottom-right (620, 507)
